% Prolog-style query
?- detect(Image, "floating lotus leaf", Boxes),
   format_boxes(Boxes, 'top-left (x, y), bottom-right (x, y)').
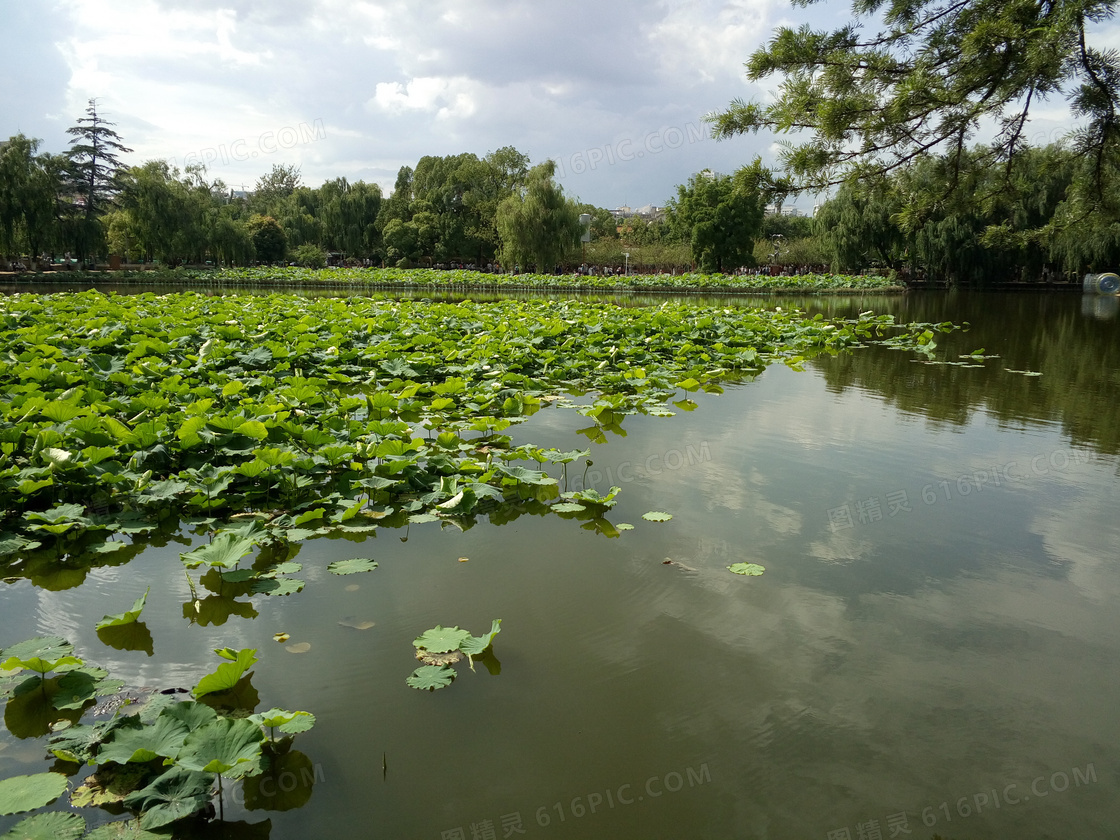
top-left (412, 626), bottom-right (471, 654)
top-left (406, 665), bottom-right (456, 691)
top-left (251, 577), bottom-right (304, 597)
top-left (641, 511), bottom-right (673, 522)
top-left (327, 558), bottom-right (378, 575)
top-left (0, 772), bottom-right (69, 815)
top-left (0, 812), bottom-right (85, 840)
top-left (728, 563), bottom-right (766, 576)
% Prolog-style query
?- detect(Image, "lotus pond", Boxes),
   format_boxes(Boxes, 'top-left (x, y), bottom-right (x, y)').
top-left (0, 288), bottom-right (1118, 839)
top-left (13, 266), bottom-right (903, 295)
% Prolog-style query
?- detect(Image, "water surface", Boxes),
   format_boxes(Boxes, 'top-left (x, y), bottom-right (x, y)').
top-left (1, 291), bottom-right (1117, 839)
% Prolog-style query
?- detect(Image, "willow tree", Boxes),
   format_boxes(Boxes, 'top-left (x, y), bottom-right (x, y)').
top-left (0, 134), bottom-right (64, 262)
top-left (495, 160), bottom-right (582, 271)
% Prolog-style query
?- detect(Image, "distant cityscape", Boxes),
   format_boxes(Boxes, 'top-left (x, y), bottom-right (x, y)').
top-left (609, 203), bottom-right (808, 221)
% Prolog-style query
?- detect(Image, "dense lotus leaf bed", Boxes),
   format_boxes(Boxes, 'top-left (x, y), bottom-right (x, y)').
top-left (21, 265), bottom-right (902, 293)
top-left (0, 291), bottom-right (952, 572)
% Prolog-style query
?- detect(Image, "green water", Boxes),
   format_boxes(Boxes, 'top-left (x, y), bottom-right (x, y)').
top-left (1, 291), bottom-right (1118, 839)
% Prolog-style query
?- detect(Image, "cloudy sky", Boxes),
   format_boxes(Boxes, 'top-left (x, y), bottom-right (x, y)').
top-left (1, 0), bottom-right (1078, 210)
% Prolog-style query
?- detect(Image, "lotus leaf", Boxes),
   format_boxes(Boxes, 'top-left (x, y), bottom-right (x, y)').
top-left (95, 588), bottom-right (150, 630)
top-left (250, 708), bottom-right (316, 736)
top-left (412, 626), bottom-right (472, 654)
top-left (193, 648), bottom-right (258, 698)
top-left (406, 665), bottom-right (456, 691)
top-left (97, 712), bottom-right (190, 765)
top-left (180, 532), bottom-right (257, 570)
top-left (0, 812), bottom-right (85, 840)
top-left (123, 765), bottom-right (215, 830)
top-left (459, 619), bottom-right (503, 657)
top-left (327, 558), bottom-right (378, 575)
top-left (176, 717), bottom-right (265, 778)
top-left (0, 772), bottom-right (69, 815)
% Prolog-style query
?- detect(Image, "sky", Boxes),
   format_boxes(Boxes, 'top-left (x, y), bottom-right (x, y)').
top-left (0, 0), bottom-right (1081, 211)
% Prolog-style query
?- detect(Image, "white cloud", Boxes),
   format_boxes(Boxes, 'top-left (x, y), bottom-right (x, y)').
top-left (2, 0), bottom-right (846, 206)
top-left (370, 76), bottom-right (480, 120)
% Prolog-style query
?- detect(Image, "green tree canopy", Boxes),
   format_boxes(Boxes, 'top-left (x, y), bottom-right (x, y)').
top-left (66, 99), bottom-right (132, 220)
top-left (495, 160), bottom-right (582, 271)
top-left (252, 164), bottom-right (302, 218)
top-left (0, 135), bottom-right (63, 261)
top-left (668, 169), bottom-right (765, 273)
top-left (709, 0), bottom-right (1120, 202)
top-left (247, 215), bottom-right (287, 263)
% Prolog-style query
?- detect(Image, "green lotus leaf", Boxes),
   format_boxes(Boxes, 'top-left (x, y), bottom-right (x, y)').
top-left (641, 511), bottom-right (673, 522)
top-left (181, 531), bottom-right (257, 570)
top-left (193, 648), bottom-right (258, 698)
top-left (459, 619), bottom-right (502, 657)
top-left (0, 772), bottom-right (69, 815)
top-left (1, 655), bottom-right (83, 677)
top-left (327, 558), bottom-right (378, 575)
top-left (97, 712), bottom-right (190, 765)
top-left (0, 534), bottom-right (42, 557)
top-left (269, 561), bottom-right (303, 575)
top-left (551, 502), bottom-right (586, 513)
top-left (49, 716), bottom-right (139, 764)
top-left (95, 587), bottom-right (150, 630)
top-left (160, 700), bottom-right (219, 732)
top-left (0, 812), bottom-right (85, 840)
top-left (494, 463), bottom-right (557, 485)
top-left (412, 626), bottom-right (472, 654)
top-left (251, 577), bottom-right (304, 597)
top-left (139, 479), bottom-right (189, 500)
top-left (406, 665), bottom-right (456, 691)
top-left (53, 669), bottom-right (125, 710)
top-left (0, 637), bottom-right (72, 663)
top-left (250, 708), bottom-right (316, 735)
top-left (123, 765), bottom-right (214, 830)
top-left (728, 563), bottom-right (766, 576)
top-left (176, 717), bottom-right (265, 778)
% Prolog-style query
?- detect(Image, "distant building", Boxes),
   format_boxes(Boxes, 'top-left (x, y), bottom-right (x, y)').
top-left (764, 205), bottom-right (804, 217)
top-left (610, 204), bottom-right (666, 222)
